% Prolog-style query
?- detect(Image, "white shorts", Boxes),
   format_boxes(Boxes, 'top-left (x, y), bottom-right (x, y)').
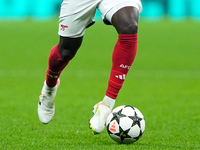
top-left (58, 0), bottom-right (143, 38)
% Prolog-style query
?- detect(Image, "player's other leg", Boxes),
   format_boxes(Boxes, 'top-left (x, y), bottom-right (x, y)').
top-left (38, 36), bottom-right (83, 124)
top-left (89, 7), bottom-right (139, 134)
top-left (106, 7), bottom-right (139, 98)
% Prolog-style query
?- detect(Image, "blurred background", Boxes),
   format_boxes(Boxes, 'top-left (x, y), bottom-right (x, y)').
top-left (0, 0), bottom-right (200, 22)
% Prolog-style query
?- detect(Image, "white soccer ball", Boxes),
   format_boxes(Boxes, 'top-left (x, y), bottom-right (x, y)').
top-left (106, 105), bottom-right (145, 144)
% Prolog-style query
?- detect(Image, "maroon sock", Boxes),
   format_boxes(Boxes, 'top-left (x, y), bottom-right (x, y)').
top-left (46, 44), bottom-right (69, 87)
top-left (106, 34), bottom-right (138, 99)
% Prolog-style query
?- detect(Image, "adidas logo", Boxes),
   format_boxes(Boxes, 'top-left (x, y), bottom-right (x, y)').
top-left (115, 74), bottom-right (126, 80)
top-left (110, 122), bottom-right (116, 132)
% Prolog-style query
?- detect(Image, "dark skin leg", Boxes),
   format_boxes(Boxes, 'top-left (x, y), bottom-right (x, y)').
top-left (58, 6), bottom-right (139, 61)
top-left (58, 36), bottom-right (83, 62)
top-left (112, 7), bottom-right (139, 34)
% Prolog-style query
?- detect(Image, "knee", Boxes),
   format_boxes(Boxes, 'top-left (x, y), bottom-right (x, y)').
top-left (112, 7), bottom-right (139, 34)
top-left (58, 36), bottom-right (83, 62)
top-left (58, 44), bottom-right (77, 62)
top-left (118, 20), bottom-right (138, 34)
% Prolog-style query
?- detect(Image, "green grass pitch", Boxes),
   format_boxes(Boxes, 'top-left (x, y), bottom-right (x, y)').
top-left (0, 19), bottom-right (200, 150)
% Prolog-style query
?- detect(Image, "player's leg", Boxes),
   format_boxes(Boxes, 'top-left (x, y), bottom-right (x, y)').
top-left (38, 36), bottom-right (83, 124)
top-left (89, 8), bottom-right (139, 133)
top-left (46, 37), bottom-right (83, 88)
top-left (89, 0), bottom-right (142, 134)
top-left (105, 7), bottom-right (139, 99)
top-left (38, 0), bottom-right (98, 124)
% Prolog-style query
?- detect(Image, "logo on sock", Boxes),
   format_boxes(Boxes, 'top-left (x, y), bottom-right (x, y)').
top-left (60, 24), bottom-right (68, 31)
top-left (115, 74), bottom-right (126, 80)
top-left (120, 64), bottom-right (131, 70)
top-left (47, 73), bottom-right (58, 79)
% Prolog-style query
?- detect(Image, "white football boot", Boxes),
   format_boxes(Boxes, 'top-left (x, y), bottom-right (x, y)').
top-left (89, 97), bottom-right (115, 134)
top-left (38, 79), bottom-right (60, 124)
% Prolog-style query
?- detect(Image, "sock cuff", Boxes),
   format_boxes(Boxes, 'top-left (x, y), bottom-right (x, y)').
top-left (118, 34), bottom-right (138, 42)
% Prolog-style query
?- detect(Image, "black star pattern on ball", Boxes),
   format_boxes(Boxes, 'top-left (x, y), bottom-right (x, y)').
top-left (115, 125), bottom-right (132, 143)
top-left (129, 114), bottom-right (142, 128)
top-left (111, 108), bottom-right (125, 123)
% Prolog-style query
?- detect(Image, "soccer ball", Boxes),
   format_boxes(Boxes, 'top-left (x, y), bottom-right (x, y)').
top-left (106, 105), bottom-right (145, 144)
